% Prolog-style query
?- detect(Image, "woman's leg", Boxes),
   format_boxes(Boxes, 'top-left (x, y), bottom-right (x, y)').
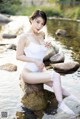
top-left (21, 68), bottom-right (63, 102)
top-left (45, 82), bottom-right (70, 97)
top-left (21, 68), bottom-right (75, 114)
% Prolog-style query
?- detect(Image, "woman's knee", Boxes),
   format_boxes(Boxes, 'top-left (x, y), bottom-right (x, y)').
top-left (21, 70), bottom-right (29, 82)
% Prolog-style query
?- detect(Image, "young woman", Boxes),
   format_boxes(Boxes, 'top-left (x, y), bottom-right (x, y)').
top-left (16, 10), bottom-right (79, 115)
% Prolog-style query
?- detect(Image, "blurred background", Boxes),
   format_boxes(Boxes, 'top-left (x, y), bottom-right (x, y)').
top-left (0, 0), bottom-right (80, 19)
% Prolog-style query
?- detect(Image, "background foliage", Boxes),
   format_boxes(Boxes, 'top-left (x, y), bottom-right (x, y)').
top-left (0, 0), bottom-right (80, 19)
top-left (0, 0), bottom-right (21, 14)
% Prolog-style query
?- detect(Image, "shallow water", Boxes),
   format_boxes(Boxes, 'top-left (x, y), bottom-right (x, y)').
top-left (47, 18), bottom-right (80, 63)
top-left (0, 18), bottom-right (80, 119)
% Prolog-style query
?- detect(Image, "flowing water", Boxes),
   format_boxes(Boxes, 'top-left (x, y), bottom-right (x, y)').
top-left (0, 18), bottom-right (80, 119)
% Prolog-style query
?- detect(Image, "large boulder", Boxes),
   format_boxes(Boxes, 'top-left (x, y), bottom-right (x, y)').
top-left (20, 76), bottom-right (57, 111)
top-left (51, 61), bottom-right (79, 73)
top-left (1, 16), bottom-right (30, 35)
top-left (16, 90), bottom-right (57, 118)
top-left (20, 78), bottom-right (47, 111)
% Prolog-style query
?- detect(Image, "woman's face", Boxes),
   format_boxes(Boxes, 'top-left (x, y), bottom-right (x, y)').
top-left (31, 17), bottom-right (45, 33)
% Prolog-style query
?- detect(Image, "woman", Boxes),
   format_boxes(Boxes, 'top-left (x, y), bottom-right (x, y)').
top-left (16, 10), bottom-right (79, 115)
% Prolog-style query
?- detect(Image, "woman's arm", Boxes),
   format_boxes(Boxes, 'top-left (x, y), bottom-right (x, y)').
top-left (16, 34), bottom-right (45, 70)
top-left (16, 34), bottom-right (36, 63)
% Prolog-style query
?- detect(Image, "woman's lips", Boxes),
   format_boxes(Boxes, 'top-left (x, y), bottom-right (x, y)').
top-left (36, 28), bottom-right (40, 31)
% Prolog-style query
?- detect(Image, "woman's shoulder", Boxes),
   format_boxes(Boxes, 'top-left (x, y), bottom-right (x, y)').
top-left (40, 31), bottom-right (45, 39)
top-left (18, 33), bottom-right (31, 43)
top-left (40, 31), bottom-right (45, 35)
top-left (18, 33), bottom-right (29, 39)
top-left (16, 33), bottom-right (29, 46)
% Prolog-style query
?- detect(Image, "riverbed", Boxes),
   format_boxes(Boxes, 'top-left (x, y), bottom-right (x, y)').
top-left (0, 18), bottom-right (80, 119)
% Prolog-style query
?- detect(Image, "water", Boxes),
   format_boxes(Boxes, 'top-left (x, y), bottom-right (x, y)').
top-left (0, 18), bottom-right (80, 119)
top-left (47, 18), bottom-right (80, 63)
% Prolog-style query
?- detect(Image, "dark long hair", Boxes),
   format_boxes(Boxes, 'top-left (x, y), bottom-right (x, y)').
top-left (29, 10), bottom-right (47, 26)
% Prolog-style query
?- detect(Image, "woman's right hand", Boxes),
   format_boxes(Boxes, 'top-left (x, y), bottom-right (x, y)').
top-left (34, 59), bottom-right (45, 71)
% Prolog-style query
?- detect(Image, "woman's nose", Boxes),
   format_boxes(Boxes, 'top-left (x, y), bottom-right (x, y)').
top-left (38, 24), bottom-right (42, 29)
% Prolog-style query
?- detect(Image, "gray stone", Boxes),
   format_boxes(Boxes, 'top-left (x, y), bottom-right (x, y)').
top-left (2, 33), bottom-right (17, 39)
top-left (50, 53), bottom-right (64, 63)
top-left (55, 29), bottom-right (67, 37)
top-left (52, 61), bottom-right (79, 73)
top-left (44, 48), bottom-right (57, 61)
top-left (7, 44), bottom-right (16, 50)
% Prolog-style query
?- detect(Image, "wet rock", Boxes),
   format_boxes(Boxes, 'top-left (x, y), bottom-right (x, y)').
top-left (16, 112), bottom-right (26, 119)
top-left (2, 33), bottom-right (17, 39)
top-left (0, 63), bottom-right (17, 71)
top-left (55, 29), bottom-right (67, 37)
top-left (20, 77), bottom-right (57, 111)
top-left (50, 53), bottom-right (64, 63)
top-left (20, 78), bottom-right (47, 111)
top-left (52, 61), bottom-right (79, 73)
top-left (0, 14), bottom-right (11, 24)
top-left (16, 110), bottom-right (37, 119)
top-left (44, 47), bottom-right (58, 61)
top-left (7, 44), bottom-right (16, 50)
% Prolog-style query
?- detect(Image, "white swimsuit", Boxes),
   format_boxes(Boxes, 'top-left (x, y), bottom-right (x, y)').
top-left (24, 42), bottom-right (48, 72)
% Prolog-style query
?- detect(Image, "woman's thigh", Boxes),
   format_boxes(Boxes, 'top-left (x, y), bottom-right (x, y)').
top-left (21, 68), bottom-right (59, 84)
top-left (44, 81), bottom-right (53, 87)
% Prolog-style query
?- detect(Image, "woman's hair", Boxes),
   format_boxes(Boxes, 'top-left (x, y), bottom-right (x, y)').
top-left (29, 10), bottom-right (47, 26)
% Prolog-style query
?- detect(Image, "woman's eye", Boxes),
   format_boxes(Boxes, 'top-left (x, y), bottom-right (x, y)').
top-left (36, 20), bottom-right (44, 26)
top-left (37, 21), bottom-right (40, 23)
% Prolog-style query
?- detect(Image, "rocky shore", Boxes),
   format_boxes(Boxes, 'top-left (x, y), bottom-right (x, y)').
top-left (0, 15), bottom-right (80, 119)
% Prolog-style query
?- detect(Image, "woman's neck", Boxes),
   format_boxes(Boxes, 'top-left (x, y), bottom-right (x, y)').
top-left (28, 28), bottom-right (43, 44)
top-left (29, 28), bottom-right (40, 36)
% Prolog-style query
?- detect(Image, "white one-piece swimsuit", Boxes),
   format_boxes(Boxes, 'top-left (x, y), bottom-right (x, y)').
top-left (23, 42), bottom-right (48, 72)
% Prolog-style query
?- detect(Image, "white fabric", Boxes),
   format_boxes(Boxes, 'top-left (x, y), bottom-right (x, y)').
top-left (68, 95), bottom-right (80, 103)
top-left (58, 102), bottom-right (75, 115)
top-left (24, 42), bottom-right (48, 72)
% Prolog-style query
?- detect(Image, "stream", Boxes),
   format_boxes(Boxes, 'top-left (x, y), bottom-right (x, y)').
top-left (0, 17), bottom-right (80, 119)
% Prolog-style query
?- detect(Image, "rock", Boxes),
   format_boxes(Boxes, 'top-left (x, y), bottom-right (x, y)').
top-left (20, 78), bottom-right (47, 111)
top-left (0, 14), bottom-right (11, 24)
top-left (43, 48), bottom-right (57, 61)
top-left (20, 77), bottom-right (57, 111)
top-left (7, 44), bottom-right (16, 50)
top-left (16, 110), bottom-right (37, 119)
top-left (50, 52), bottom-right (64, 63)
top-left (16, 89), bottom-right (57, 118)
top-left (0, 63), bottom-right (17, 71)
top-left (55, 29), bottom-right (67, 37)
top-left (16, 90), bottom-right (57, 118)
top-left (52, 61), bottom-right (79, 73)
top-left (2, 33), bottom-right (17, 39)
top-left (1, 16), bottom-right (30, 35)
